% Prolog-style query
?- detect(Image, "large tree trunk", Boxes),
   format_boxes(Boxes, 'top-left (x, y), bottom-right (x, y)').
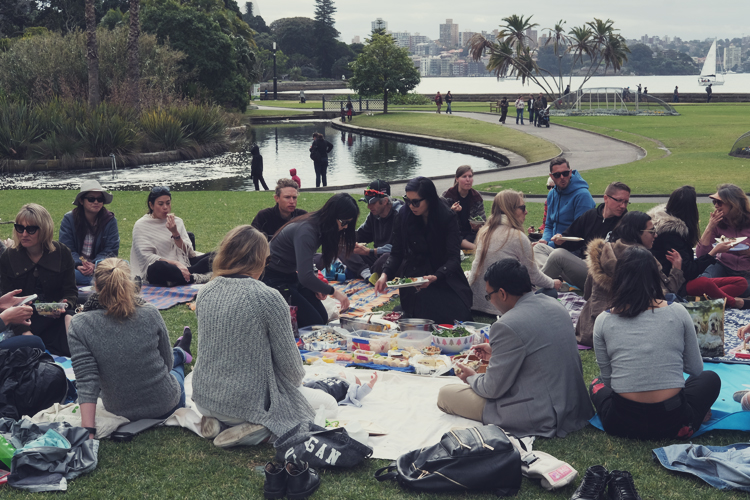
top-left (128, 0), bottom-right (141, 112)
top-left (383, 88), bottom-right (388, 114)
top-left (85, 0), bottom-right (99, 107)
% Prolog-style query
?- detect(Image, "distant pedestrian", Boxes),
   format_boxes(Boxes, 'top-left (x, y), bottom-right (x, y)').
top-left (498, 97), bottom-right (509, 124)
top-left (340, 106), bottom-right (346, 122)
top-left (514, 95), bottom-right (525, 125)
top-left (643, 87), bottom-right (648, 96)
top-left (706, 83), bottom-right (713, 103)
top-left (250, 145), bottom-right (269, 191)
top-left (309, 132), bottom-right (333, 188)
top-left (435, 91), bottom-right (443, 113)
top-left (637, 84), bottom-right (642, 95)
top-left (673, 86), bottom-right (679, 103)
top-left (290, 168), bottom-right (301, 189)
top-left (528, 94), bottom-right (535, 124)
top-left (564, 84), bottom-right (570, 96)
top-left (445, 91), bottom-right (453, 114)
top-left (346, 98), bottom-right (353, 121)
top-left (299, 90), bottom-right (306, 104)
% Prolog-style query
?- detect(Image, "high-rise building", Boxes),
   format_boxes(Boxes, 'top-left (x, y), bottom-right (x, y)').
top-left (371, 18), bottom-right (387, 33)
top-left (351, 36), bottom-right (360, 44)
top-left (725, 45), bottom-right (742, 70)
top-left (410, 34), bottom-right (430, 52)
top-left (459, 31), bottom-right (476, 47)
top-left (439, 19), bottom-right (459, 48)
top-left (525, 29), bottom-right (538, 47)
top-left (392, 31), bottom-right (411, 49)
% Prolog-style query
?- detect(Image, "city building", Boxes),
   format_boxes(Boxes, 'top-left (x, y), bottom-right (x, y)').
top-left (459, 31), bottom-right (476, 47)
top-left (351, 36), bottom-right (360, 44)
top-left (439, 19), bottom-right (459, 48)
top-left (391, 31), bottom-right (411, 49)
top-left (371, 18), bottom-right (387, 33)
top-left (410, 34), bottom-right (430, 53)
top-left (725, 45), bottom-right (742, 70)
top-left (526, 29), bottom-right (538, 47)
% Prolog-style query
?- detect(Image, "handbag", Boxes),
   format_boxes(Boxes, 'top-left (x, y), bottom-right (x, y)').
top-left (274, 421), bottom-right (373, 468)
top-left (682, 298), bottom-right (725, 358)
top-left (374, 424), bottom-right (522, 496)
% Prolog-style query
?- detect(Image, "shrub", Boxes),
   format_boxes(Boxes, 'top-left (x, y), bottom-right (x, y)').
top-left (0, 100), bottom-right (44, 159)
top-left (140, 109), bottom-right (190, 151)
top-left (170, 104), bottom-right (226, 145)
top-left (77, 103), bottom-right (139, 157)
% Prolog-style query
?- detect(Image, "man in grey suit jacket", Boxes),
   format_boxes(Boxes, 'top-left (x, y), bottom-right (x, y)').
top-left (438, 258), bottom-right (593, 438)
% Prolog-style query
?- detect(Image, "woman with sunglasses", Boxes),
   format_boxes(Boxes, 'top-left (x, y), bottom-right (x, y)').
top-left (0, 204), bottom-right (77, 356)
top-left (375, 177), bottom-right (473, 323)
top-left (695, 184), bottom-right (750, 305)
top-left (441, 165), bottom-right (486, 251)
top-left (263, 193), bottom-right (358, 328)
top-left (468, 190), bottom-right (560, 314)
top-left (576, 211), bottom-right (684, 347)
top-left (130, 186), bottom-right (212, 286)
top-left (59, 180), bottom-right (120, 286)
top-left (591, 246), bottom-right (720, 440)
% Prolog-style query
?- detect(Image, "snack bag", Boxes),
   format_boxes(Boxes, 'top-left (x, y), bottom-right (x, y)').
top-left (0, 435), bottom-right (15, 469)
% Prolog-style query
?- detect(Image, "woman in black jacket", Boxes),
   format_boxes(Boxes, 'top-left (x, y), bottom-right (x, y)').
top-left (309, 132), bottom-right (333, 187)
top-left (375, 177), bottom-right (473, 323)
top-left (250, 144), bottom-right (269, 191)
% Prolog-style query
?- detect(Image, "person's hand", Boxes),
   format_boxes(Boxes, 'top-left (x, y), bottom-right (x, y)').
top-left (315, 292), bottom-right (327, 301)
top-left (418, 275), bottom-right (437, 289)
top-left (332, 289), bottom-right (350, 312)
top-left (454, 362), bottom-right (476, 383)
top-left (738, 324), bottom-right (750, 341)
top-left (352, 243), bottom-right (370, 256)
top-left (78, 261), bottom-right (95, 276)
top-left (710, 241), bottom-right (734, 255)
top-left (2, 238), bottom-right (12, 249)
top-left (165, 213), bottom-right (178, 235)
top-left (665, 249), bottom-right (683, 271)
top-left (470, 343), bottom-right (492, 361)
top-left (0, 289), bottom-right (26, 310)
top-left (0, 303), bottom-right (32, 326)
top-left (374, 274), bottom-right (389, 294)
top-left (533, 239), bottom-right (547, 247)
top-left (553, 279), bottom-right (563, 291)
top-left (450, 202), bottom-right (461, 212)
top-left (367, 372), bottom-right (378, 389)
top-left (707, 210), bottom-right (723, 229)
top-left (49, 299), bottom-right (70, 319)
top-left (469, 220), bottom-right (484, 231)
top-left (550, 234), bottom-right (564, 245)
top-left (176, 262), bottom-right (191, 282)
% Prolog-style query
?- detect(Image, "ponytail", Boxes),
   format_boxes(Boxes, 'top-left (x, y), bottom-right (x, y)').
top-left (94, 258), bottom-right (139, 319)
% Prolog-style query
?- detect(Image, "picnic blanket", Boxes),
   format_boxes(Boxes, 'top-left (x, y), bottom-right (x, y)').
top-left (331, 279), bottom-right (399, 316)
top-left (703, 309), bottom-right (750, 364)
top-left (138, 284), bottom-right (204, 310)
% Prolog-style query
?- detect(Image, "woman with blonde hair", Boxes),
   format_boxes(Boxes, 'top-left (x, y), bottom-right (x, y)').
top-left (468, 190), bottom-right (560, 314)
top-left (193, 225), bottom-right (317, 448)
top-left (0, 203), bottom-right (77, 356)
top-left (68, 258), bottom-right (191, 439)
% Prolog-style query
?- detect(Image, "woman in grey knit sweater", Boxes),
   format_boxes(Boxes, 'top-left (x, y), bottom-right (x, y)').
top-left (69, 258), bottom-right (192, 439)
top-left (192, 225), bottom-right (317, 448)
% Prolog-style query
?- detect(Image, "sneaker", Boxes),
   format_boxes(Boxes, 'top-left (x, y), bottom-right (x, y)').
top-left (174, 326), bottom-right (193, 363)
top-left (192, 272), bottom-right (212, 285)
top-left (213, 422), bottom-right (269, 448)
top-left (607, 470), bottom-right (641, 500)
top-left (285, 461), bottom-right (321, 500)
top-left (733, 390), bottom-right (749, 403)
top-left (200, 416), bottom-right (222, 439)
top-left (368, 272), bottom-right (380, 287)
top-left (571, 465), bottom-right (608, 500)
top-left (263, 462), bottom-right (287, 499)
top-left (742, 393), bottom-right (750, 412)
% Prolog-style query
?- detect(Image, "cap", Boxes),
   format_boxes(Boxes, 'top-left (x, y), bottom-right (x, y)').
top-left (73, 180), bottom-right (113, 205)
top-left (708, 192), bottom-right (721, 201)
top-left (360, 180), bottom-right (391, 204)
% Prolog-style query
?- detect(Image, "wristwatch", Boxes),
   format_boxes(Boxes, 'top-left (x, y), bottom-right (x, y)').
top-left (370, 248), bottom-right (375, 257)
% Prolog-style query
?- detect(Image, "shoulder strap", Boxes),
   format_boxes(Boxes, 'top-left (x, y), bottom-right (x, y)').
top-left (374, 463), bottom-right (399, 482)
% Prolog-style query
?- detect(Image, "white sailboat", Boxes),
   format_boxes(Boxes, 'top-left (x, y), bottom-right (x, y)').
top-left (698, 40), bottom-right (725, 86)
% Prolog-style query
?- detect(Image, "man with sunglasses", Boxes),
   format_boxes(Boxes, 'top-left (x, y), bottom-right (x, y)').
top-left (539, 182), bottom-right (631, 290)
top-left (252, 178), bottom-right (307, 241)
top-left (534, 157), bottom-right (596, 267)
top-left (340, 180), bottom-right (402, 284)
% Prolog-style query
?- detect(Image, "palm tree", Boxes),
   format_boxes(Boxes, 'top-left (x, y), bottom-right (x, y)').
top-left (498, 14), bottom-right (538, 56)
top-left (544, 20), bottom-right (569, 96)
top-left (85, 0), bottom-right (99, 107)
top-left (567, 25), bottom-right (594, 89)
top-left (127, 0), bottom-right (140, 112)
top-left (601, 34), bottom-right (630, 74)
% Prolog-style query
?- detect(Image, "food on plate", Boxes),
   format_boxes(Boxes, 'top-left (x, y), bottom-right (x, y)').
top-left (421, 345), bottom-right (441, 356)
top-left (715, 236), bottom-right (746, 245)
top-left (382, 311), bottom-right (403, 322)
top-left (302, 328), bottom-right (347, 344)
top-left (387, 277), bottom-right (415, 286)
top-left (35, 302), bottom-right (67, 317)
top-left (418, 357), bottom-right (446, 368)
top-left (433, 325), bottom-right (474, 338)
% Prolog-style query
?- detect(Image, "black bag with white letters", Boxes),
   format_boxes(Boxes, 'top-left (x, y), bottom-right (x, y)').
top-left (274, 421), bottom-right (373, 468)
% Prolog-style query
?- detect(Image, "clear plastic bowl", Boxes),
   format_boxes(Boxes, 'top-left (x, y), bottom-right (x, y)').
top-left (396, 330), bottom-right (434, 350)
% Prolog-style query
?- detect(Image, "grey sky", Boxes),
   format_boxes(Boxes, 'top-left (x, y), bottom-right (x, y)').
top-left (251, 1), bottom-right (747, 45)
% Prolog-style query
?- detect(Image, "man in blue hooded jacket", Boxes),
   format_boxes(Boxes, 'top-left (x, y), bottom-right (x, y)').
top-left (533, 157), bottom-right (595, 268)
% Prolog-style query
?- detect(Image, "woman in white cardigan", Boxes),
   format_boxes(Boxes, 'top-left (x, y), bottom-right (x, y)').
top-left (468, 190), bottom-right (562, 314)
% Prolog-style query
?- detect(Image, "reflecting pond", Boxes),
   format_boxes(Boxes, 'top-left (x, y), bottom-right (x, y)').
top-left (0, 121), bottom-right (501, 191)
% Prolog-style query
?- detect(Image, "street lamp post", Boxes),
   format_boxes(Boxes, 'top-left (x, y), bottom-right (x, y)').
top-left (273, 42), bottom-right (277, 100)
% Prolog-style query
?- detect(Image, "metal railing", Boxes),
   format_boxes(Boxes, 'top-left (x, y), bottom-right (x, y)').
top-left (321, 96), bottom-right (384, 112)
top-left (550, 87), bottom-right (679, 116)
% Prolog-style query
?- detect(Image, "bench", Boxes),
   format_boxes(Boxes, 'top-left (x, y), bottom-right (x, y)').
top-left (489, 102), bottom-right (500, 113)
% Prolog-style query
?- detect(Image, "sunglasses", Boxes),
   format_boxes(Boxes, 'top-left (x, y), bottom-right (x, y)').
top-left (14, 224), bottom-right (40, 235)
top-left (84, 196), bottom-right (105, 203)
top-left (338, 219), bottom-right (353, 228)
top-left (403, 196), bottom-right (425, 208)
top-left (711, 199), bottom-right (724, 208)
top-left (516, 205), bottom-right (526, 212)
top-left (641, 229), bottom-right (658, 235)
top-left (151, 185), bottom-right (171, 196)
top-left (364, 188), bottom-right (388, 198)
top-left (550, 170), bottom-right (571, 179)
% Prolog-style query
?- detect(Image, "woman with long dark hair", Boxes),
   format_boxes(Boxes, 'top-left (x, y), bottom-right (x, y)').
top-left (590, 246), bottom-right (720, 440)
top-left (696, 184), bottom-right (750, 306)
top-left (648, 186), bottom-right (746, 307)
top-left (441, 165), bottom-right (487, 250)
top-left (375, 177), bottom-right (472, 323)
top-left (576, 211), bottom-right (684, 346)
top-left (263, 193), bottom-right (357, 327)
top-left (59, 180), bottom-right (120, 286)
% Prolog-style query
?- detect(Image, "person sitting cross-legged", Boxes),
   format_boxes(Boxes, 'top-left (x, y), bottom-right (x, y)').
top-left (251, 178), bottom-right (307, 241)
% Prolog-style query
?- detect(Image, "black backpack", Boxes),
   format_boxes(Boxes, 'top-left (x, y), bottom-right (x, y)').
top-left (0, 347), bottom-right (68, 420)
top-left (375, 424), bottom-right (522, 496)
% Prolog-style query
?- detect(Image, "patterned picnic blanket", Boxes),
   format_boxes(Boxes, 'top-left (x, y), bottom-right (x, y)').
top-left (558, 291), bottom-right (587, 327)
top-left (331, 279), bottom-right (399, 317)
top-left (139, 284), bottom-right (204, 310)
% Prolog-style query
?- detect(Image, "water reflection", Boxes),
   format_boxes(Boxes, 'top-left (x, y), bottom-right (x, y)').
top-left (0, 122), bottom-right (499, 191)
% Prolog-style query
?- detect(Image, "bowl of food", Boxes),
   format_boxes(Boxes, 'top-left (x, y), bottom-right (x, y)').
top-left (432, 325), bottom-right (477, 354)
top-left (34, 302), bottom-right (67, 317)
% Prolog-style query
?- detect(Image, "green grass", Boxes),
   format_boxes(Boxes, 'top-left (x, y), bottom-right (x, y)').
top-left (476, 104), bottom-right (750, 195)
top-left (2, 193), bottom-right (744, 499)
top-left (350, 112), bottom-right (560, 164)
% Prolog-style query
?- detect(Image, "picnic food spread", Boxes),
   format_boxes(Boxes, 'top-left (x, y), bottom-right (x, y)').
top-left (34, 303), bottom-right (67, 317)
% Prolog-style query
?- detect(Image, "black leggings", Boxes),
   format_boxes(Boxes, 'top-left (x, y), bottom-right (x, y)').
top-left (262, 267), bottom-right (328, 329)
top-left (253, 174), bottom-right (269, 191)
top-left (314, 160), bottom-right (328, 187)
top-left (147, 253), bottom-right (213, 286)
top-left (590, 370), bottom-right (721, 440)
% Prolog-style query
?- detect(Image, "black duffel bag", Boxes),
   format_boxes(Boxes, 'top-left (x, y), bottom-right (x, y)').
top-left (274, 421), bottom-right (373, 469)
top-left (375, 424), bottom-right (522, 497)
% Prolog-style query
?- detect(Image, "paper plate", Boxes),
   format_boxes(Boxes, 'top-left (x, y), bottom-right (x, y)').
top-left (556, 236), bottom-right (584, 242)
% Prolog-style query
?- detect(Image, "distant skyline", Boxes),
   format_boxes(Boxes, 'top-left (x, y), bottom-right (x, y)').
top-left (250, 1), bottom-right (747, 45)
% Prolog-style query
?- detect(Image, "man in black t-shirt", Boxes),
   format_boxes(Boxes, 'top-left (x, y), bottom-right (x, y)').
top-left (251, 178), bottom-right (307, 240)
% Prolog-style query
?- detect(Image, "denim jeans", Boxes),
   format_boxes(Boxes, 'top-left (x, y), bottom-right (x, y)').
top-left (156, 347), bottom-right (187, 419)
top-left (75, 269), bottom-right (93, 286)
top-left (515, 109), bottom-right (524, 124)
top-left (653, 442), bottom-right (750, 491)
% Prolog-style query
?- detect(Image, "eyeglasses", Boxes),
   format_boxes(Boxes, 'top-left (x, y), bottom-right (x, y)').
top-left (607, 195), bottom-right (630, 206)
top-left (711, 199), bottom-right (724, 208)
top-left (14, 224), bottom-right (40, 235)
top-left (516, 205), bottom-right (526, 212)
top-left (84, 196), bottom-right (105, 203)
top-left (151, 185), bottom-right (171, 196)
top-left (338, 219), bottom-right (352, 228)
top-left (403, 196), bottom-right (425, 207)
top-left (484, 289), bottom-right (499, 302)
top-left (550, 170), bottom-right (571, 179)
top-left (641, 229), bottom-right (658, 235)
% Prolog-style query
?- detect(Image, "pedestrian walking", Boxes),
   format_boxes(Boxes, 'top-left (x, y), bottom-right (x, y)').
top-left (528, 94), bottom-right (535, 124)
top-left (445, 91), bottom-right (453, 114)
top-left (250, 145), bottom-right (269, 191)
top-left (346, 98), bottom-right (353, 121)
top-left (514, 96), bottom-right (525, 125)
top-left (706, 84), bottom-right (713, 103)
top-left (673, 86), bottom-right (679, 103)
top-left (498, 97), bottom-right (509, 124)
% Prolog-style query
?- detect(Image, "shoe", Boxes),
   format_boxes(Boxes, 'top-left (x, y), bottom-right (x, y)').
top-left (213, 422), bottom-right (268, 448)
top-left (368, 272), bottom-right (380, 287)
top-left (200, 416), bottom-right (222, 439)
top-left (742, 393), bottom-right (750, 412)
top-left (607, 470), bottom-right (641, 500)
top-left (571, 465), bottom-right (608, 500)
top-left (733, 390), bottom-right (748, 403)
top-left (174, 326), bottom-right (193, 363)
top-left (285, 461), bottom-right (321, 500)
top-left (192, 272), bottom-right (212, 284)
top-left (263, 462), bottom-right (287, 499)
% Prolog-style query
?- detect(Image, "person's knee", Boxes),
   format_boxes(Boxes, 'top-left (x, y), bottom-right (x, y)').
top-left (701, 370), bottom-right (722, 395)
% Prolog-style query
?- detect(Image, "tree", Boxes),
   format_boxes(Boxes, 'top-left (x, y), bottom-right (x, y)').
top-left (543, 20), bottom-right (569, 95)
top-left (269, 17), bottom-right (316, 61)
top-left (348, 33), bottom-right (420, 113)
top-left (313, 0), bottom-right (338, 78)
top-left (86, 0), bottom-right (100, 107)
top-left (128, 0), bottom-right (140, 111)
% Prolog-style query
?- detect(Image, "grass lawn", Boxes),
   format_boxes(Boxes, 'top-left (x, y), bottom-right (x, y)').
top-left (349, 113), bottom-right (560, 164)
top-left (1, 192), bottom-right (745, 499)
top-left (476, 104), bottom-right (750, 195)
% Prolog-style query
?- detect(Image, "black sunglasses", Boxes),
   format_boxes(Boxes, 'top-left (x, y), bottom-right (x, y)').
top-left (517, 205), bottom-right (527, 212)
top-left (403, 196), bottom-right (425, 208)
top-left (14, 224), bottom-right (40, 235)
top-left (84, 196), bottom-right (105, 203)
top-left (338, 219), bottom-right (352, 228)
top-left (551, 170), bottom-right (571, 179)
top-left (151, 185), bottom-right (171, 196)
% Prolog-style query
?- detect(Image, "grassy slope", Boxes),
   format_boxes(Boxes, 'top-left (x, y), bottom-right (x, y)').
top-left (476, 104), bottom-right (750, 195)
top-left (349, 113), bottom-right (560, 164)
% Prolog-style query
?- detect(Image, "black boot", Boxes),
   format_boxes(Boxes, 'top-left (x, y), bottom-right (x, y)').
top-left (285, 461), bottom-right (321, 500)
top-left (263, 462), bottom-right (286, 499)
top-left (607, 470), bottom-right (642, 500)
top-left (571, 465), bottom-right (608, 500)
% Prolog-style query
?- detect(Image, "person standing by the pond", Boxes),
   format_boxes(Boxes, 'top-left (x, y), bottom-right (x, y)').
top-left (309, 132), bottom-right (333, 188)
top-left (435, 91), bottom-right (443, 113)
top-left (706, 84), bottom-right (713, 103)
top-left (498, 97), bottom-right (509, 124)
top-left (514, 96), bottom-right (525, 125)
top-left (250, 145), bottom-right (269, 191)
top-left (674, 86), bottom-right (679, 103)
top-left (346, 99), bottom-right (353, 121)
top-left (445, 91), bottom-right (453, 114)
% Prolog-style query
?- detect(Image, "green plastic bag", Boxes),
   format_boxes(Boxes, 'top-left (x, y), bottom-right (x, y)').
top-left (0, 435), bottom-right (15, 469)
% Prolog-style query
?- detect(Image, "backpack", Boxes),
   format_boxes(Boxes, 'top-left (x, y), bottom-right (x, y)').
top-left (0, 347), bottom-right (68, 421)
top-left (374, 424), bottom-right (522, 496)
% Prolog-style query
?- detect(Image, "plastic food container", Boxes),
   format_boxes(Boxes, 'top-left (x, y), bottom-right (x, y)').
top-left (397, 318), bottom-right (434, 332)
top-left (351, 349), bottom-right (374, 363)
top-left (339, 316), bottom-right (386, 333)
top-left (300, 327), bottom-right (348, 351)
top-left (396, 330), bottom-right (434, 350)
top-left (34, 303), bottom-right (67, 317)
top-left (344, 330), bottom-right (392, 354)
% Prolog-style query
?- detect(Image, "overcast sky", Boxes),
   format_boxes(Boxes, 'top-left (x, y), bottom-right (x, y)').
top-left (251, 1), bottom-right (747, 44)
